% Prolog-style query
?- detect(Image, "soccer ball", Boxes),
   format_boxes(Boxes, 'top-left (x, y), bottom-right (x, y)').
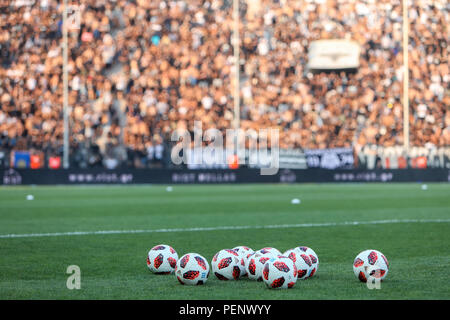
top-left (147, 244), bottom-right (178, 274)
top-left (258, 247), bottom-right (282, 256)
top-left (296, 246), bottom-right (319, 278)
top-left (232, 246), bottom-right (254, 278)
top-left (212, 249), bottom-right (242, 280)
top-left (246, 251), bottom-right (276, 281)
top-left (262, 256), bottom-right (298, 289)
top-left (175, 253), bottom-right (210, 285)
top-left (353, 249), bottom-right (389, 282)
top-left (283, 247), bottom-right (313, 280)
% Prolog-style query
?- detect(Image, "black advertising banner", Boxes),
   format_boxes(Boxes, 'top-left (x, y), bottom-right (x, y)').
top-left (1, 168), bottom-right (449, 185)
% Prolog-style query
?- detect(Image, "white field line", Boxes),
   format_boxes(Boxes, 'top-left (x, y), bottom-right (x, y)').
top-left (0, 219), bottom-right (449, 239)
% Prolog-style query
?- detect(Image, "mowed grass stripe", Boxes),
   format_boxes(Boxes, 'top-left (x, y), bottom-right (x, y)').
top-left (0, 218), bottom-right (449, 239)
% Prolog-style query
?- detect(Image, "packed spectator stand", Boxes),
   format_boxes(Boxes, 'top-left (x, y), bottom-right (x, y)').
top-left (0, 0), bottom-right (448, 169)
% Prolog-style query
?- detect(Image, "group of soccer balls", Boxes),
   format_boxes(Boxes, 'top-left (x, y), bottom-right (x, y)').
top-left (146, 244), bottom-right (389, 289)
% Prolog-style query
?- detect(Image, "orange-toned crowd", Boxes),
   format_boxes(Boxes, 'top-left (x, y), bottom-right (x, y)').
top-left (0, 0), bottom-right (448, 168)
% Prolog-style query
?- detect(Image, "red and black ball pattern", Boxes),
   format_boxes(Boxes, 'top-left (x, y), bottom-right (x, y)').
top-left (367, 251), bottom-right (378, 265)
top-left (195, 256), bottom-right (207, 270)
top-left (183, 270), bottom-right (200, 280)
top-left (273, 261), bottom-right (290, 273)
top-left (271, 277), bottom-right (285, 288)
top-left (218, 257), bottom-right (232, 270)
top-left (154, 254), bottom-right (164, 269)
top-left (180, 255), bottom-right (190, 268)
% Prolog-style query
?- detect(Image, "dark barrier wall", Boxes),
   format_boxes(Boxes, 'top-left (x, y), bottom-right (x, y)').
top-left (1, 168), bottom-right (449, 185)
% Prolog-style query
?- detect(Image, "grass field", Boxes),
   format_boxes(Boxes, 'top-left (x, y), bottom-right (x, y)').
top-left (0, 183), bottom-right (449, 300)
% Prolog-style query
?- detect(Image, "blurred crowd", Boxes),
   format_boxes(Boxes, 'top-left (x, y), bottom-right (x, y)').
top-left (0, 0), bottom-right (448, 169)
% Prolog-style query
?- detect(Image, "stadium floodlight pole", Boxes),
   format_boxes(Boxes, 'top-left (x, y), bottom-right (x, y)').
top-left (233, 0), bottom-right (240, 131)
top-left (62, 0), bottom-right (69, 168)
top-left (232, 0), bottom-right (241, 164)
top-left (233, 0), bottom-right (240, 133)
top-left (402, 0), bottom-right (410, 153)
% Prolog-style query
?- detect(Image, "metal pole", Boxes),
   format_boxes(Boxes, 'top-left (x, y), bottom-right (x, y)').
top-left (62, 0), bottom-right (69, 168)
top-left (402, 0), bottom-right (409, 153)
top-left (233, 0), bottom-right (240, 132)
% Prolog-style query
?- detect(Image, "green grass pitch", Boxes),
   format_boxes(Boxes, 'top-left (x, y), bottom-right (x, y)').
top-left (0, 183), bottom-right (449, 299)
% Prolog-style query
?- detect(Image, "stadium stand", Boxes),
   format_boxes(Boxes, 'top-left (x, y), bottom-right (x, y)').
top-left (0, 0), bottom-right (448, 169)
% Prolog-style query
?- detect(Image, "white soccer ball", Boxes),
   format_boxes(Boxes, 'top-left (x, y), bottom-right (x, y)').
top-left (257, 247), bottom-right (282, 256)
top-left (232, 246), bottom-right (254, 278)
top-left (211, 249), bottom-right (242, 280)
top-left (246, 251), bottom-right (277, 281)
top-left (262, 256), bottom-right (298, 289)
top-left (296, 246), bottom-right (319, 278)
top-left (283, 247), bottom-right (313, 280)
top-left (175, 253), bottom-right (210, 285)
top-left (353, 249), bottom-right (389, 282)
top-left (147, 244), bottom-right (178, 274)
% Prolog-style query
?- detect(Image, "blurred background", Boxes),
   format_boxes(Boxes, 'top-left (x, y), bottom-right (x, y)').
top-left (0, 0), bottom-right (448, 172)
